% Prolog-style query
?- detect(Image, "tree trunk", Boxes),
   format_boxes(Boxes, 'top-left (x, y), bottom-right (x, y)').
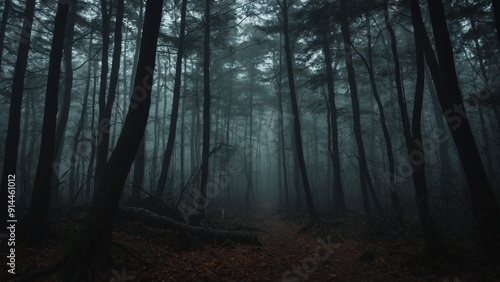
top-left (245, 66), bottom-right (255, 206)
top-left (282, 0), bottom-right (318, 221)
top-left (155, 0), bottom-right (188, 198)
top-left (85, 57), bottom-right (99, 203)
top-left (181, 59), bottom-right (188, 185)
top-left (492, 0), bottom-right (500, 46)
top-left (0, 0), bottom-right (10, 74)
top-left (0, 0), bottom-right (35, 242)
top-left (426, 0), bottom-right (500, 253)
top-left (94, 0), bottom-right (112, 189)
top-left (131, 136), bottom-right (145, 200)
top-left (120, 207), bottom-right (259, 245)
top-left (69, 33), bottom-right (93, 202)
top-left (199, 0), bottom-right (211, 211)
top-left (52, 0), bottom-right (79, 204)
top-left (339, 1), bottom-right (371, 218)
top-left (151, 55), bottom-right (161, 181)
top-left (58, 1), bottom-right (163, 279)
top-left (276, 34), bottom-right (289, 207)
top-left (425, 64), bottom-right (453, 209)
top-left (353, 28), bottom-right (403, 223)
top-left (20, 2), bottom-right (69, 244)
top-left (322, 33), bottom-right (345, 211)
top-left (409, 0), bottom-right (442, 257)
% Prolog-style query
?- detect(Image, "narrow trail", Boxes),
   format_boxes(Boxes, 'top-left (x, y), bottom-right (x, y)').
top-left (18, 204), bottom-right (441, 281)
top-left (135, 203), bottom-right (429, 281)
top-left (241, 204), bottom-right (363, 282)
top-left (145, 203), bottom-right (368, 281)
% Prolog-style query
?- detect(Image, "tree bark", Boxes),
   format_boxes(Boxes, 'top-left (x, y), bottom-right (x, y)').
top-left (322, 33), bottom-right (345, 211)
top-left (0, 0), bottom-right (36, 244)
top-left (94, 0), bottom-right (112, 189)
top-left (245, 65), bottom-right (255, 206)
top-left (69, 33), bottom-right (93, 202)
top-left (492, 0), bottom-right (500, 46)
top-left (120, 207), bottom-right (259, 244)
top-left (282, 0), bottom-right (318, 221)
top-left (426, 0), bottom-right (500, 254)
top-left (131, 136), bottom-right (145, 200)
top-left (155, 0), bottom-right (188, 198)
top-left (354, 32), bottom-right (403, 223)
top-left (200, 0), bottom-right (211, 211)
top-left (409, 0), bottom-right (442, 257)
top-left (58, 1), bottom-right (163, 279)
top-left (339, 1), bottom-right (371, 219)
top-left (20, 1), bottom-right (69, 244)
top-left (0, 0), bottom-right (10, 74)
top-left (52, 0), bottom-right (79, 204)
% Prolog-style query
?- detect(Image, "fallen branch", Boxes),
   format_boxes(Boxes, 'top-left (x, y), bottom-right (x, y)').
top-left (119, 207), bottom-right (260, 245)
top-left (112, 241), bottom-right (151, 266)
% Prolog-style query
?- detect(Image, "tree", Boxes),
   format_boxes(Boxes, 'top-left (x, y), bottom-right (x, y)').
top-left (155, 0), bottom-right (188, 199)
top-left (407, 0), bottom-right (442, 257)
top-left (20, 1), bottom-right (70, 244)
top-left (52, 0), bottom-right (79, 206)
top-left (58, 0), bottom-right (164, 279)
top-left (68, 33), bottom-right (94, 202)
top-left (352, 15), bottom-right (403, 223)
top-left (425, 0), bottom-right (500, 254)
top-left (0, 0), bottom-right (10, 74)
top-left (199, 0), bottom-right (212, 211)
top-left (276, 39), bottom-right (290, 207)
top-left (94, 0), bottom-right (112, 189)
top-left (281, 0), bottom-right (318, 222)
top-left (339, 0), bottom-right (371, 219)
top-left (321, 17), bottom-right (346, 211)
top-left (492, 0), bottom-right (500, 45)
top-left (0, 0), bottom-right (36, 245)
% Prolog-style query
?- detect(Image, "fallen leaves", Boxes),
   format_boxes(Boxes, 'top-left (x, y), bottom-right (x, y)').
top-left (14, 205), bottom-right (495, 281)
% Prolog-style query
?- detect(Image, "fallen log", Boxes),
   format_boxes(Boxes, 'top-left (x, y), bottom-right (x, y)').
top-left (119, 207), bottom-right (260, 245)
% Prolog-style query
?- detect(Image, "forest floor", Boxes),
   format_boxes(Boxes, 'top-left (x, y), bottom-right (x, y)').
top-left (14, 203), bottom-right (500, 281)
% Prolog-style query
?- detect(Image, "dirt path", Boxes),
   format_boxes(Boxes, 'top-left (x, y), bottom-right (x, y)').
top-left (117, 203), bottom-right (431, 281)
top-left (18, 204), bottom-right (445, 281)
top-left (132, 204), bottom-right (360, 281)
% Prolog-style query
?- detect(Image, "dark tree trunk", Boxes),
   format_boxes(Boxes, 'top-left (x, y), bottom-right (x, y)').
top-left (245, 66), bottom-right (255, 206)
top-left (130, 2), bottom-right (146, 199)
top-left (282, 0), bottom-right (318, 221)
top-left (131, 136), bottom-right (145, 200)
top-left (69, 33), bottom-right (93, 202)
top-left (492, 0), bottom-right (500, 46)
top-left (151, 55), bottom-right (162, 181)
top-left (409, 0), bottom-right (442, 257)
top-left (155, 0), bottom-right (188, 198)
top-left (181, 59), bottom-right (188, 185)
top-left (52, 0), bottom-right (79, 203)
top-left (200, 0), bottom-right (211, 211)
top-left (94, 0), bottom-right (112, 189)
top-left (0, 0), bottom-right (36, 244)
top-left (425, 65), bottom-right (453, 209)
top-left (225, 59), bottom-right (233, 202)
top-left (339, 2), bottom-right (371, 218)
top-left (277, 72), bottom-right (289, 208)
top-left (426, 0), bottom-right (500, 253)
top-left (58, 1), bottom-right (163, 279)
top-left (0, 0), bottom-right (10, 74)
top-left (275, 33), bottom-right (289, 207)
top-left (85, 58), bottom-right (99, 203)
top-left (120, 207), bottom-right (259, 245)
top-left (354, 30), bottom-right (403, 223)
top-left (20, 2), bottom-right (69, 244)
top-left (322, 34), bottom-right (345, 211)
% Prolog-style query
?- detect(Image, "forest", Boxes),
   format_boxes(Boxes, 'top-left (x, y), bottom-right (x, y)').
top-left (0, 0), bottom-right (500, 280)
